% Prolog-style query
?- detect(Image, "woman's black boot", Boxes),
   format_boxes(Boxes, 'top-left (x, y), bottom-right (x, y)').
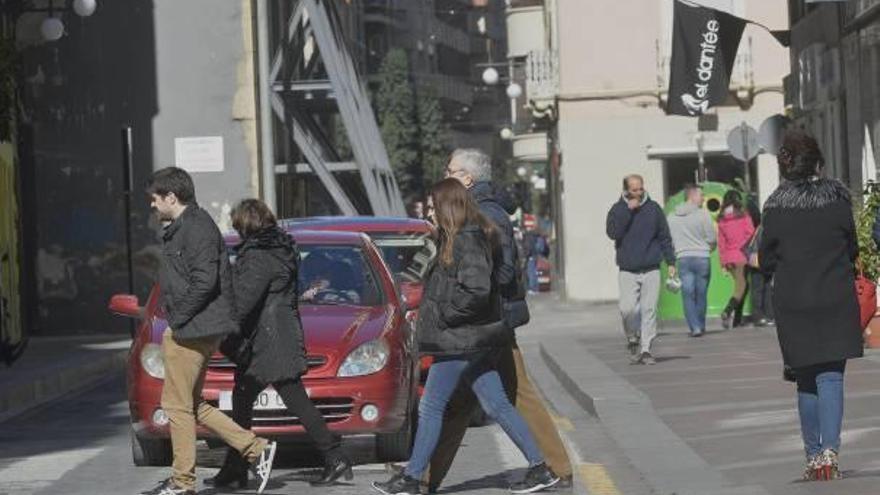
top-left (204, 448), bottom-right (248, 489)
top-left (721, 298), bottom-right (737, 330)
top-left (310, 452), bottom-right (354, 486)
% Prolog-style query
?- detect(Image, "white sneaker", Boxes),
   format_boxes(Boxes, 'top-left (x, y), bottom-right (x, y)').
top-left (250, 441), bottom-right (277, 494)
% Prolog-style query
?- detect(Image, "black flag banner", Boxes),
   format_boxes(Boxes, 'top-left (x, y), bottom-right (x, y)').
top-left (666, 0), bottom-right (747, 117)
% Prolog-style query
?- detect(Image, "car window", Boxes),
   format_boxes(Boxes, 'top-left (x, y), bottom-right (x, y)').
top-left (298, 245), bottom-right (383, 306)
top-left (371, 233), bottom-right (436, 282)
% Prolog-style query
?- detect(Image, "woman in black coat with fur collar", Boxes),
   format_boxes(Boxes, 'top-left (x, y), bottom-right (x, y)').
top-left (759, 131), bottom-right (862, 481)
top-left (209, 199), bottom-right (352, 488)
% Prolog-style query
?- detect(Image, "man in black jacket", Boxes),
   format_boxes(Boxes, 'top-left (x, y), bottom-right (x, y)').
top-left (146, 167), bottom-right (276, 495)
top-left (417, 149), bottom-right (572, 491)
top-left (606, 174), bottom-right (676, 365)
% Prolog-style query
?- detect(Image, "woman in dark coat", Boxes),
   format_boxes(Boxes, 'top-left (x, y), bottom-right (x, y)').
top-left (208, 199), bottom-right (352, 488)
top-left (759, 131), bottom-right (863, 481)
top-left (372, 179), bottom-right (559, 495)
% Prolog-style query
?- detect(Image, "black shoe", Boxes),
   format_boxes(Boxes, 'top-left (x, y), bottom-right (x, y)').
top-left (626, 339), bottom-right (640, 356)
top-left (372, 472), bottom-right (421, 495)
top-left (310, 454), bottom-right (354, 486)
top-left (509, 463), bottom-right (560, 494)
top-left (204, 450), bottom-right (248, 489)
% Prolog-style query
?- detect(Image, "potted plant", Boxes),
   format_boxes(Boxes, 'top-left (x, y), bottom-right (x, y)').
top-left (856, 182), bottom-right (880, 348)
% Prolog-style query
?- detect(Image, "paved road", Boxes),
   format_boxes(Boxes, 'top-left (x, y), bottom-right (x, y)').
top-left (6, 294), bottom-right (880, 495)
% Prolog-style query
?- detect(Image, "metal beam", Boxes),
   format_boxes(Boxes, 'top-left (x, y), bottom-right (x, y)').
top-left (275, 162), bottom-right (359, 174)
top-left (256, 0), bottom-right (276, 210)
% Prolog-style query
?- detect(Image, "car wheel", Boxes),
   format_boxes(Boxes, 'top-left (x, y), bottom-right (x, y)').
top-left (130, 427), bottom-right (172, 466)
top-left (375, 406), bottom-right (417, 462)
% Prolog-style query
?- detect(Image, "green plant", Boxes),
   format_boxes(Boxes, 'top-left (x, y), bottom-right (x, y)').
top-left (856, 183), bottom-right (880, 281)
top-left (375, 48), bottom-right (420, 202)
top-left (415, 84), bottom-right (448, 189)
top-left (0, 38), bottom-right (16, 142)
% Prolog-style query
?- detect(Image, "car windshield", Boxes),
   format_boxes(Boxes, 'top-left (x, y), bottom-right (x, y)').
top-left (297, 245), bottom-right (383, 306)
top-left (228, 243), bottom-right (382, 306)
top-left (371, 233), bottom-right (436, 283)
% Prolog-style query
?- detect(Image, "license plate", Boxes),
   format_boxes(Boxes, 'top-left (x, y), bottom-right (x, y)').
top-left (218, 388), bottom-right (288, 411)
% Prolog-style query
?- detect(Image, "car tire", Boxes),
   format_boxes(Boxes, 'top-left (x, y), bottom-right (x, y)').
top-left (375, 406), bottom-right (417, 462)
top-left (131, 427), bottom-right (172, 466)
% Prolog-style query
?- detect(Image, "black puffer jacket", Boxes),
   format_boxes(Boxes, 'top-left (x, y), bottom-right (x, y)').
top-left (760, 178), bottom-right (863, 369)
top-left (159, 205), bottom-right (236, 340)
top-left (229, 228), bottom-right (309, 384)
top-left (417, 224), bottom-right (508, 355)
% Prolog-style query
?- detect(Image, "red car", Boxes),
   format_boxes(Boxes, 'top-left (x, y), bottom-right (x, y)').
top-left (284, 217), bottom-right (436, 387)
top-left (109, 230), bottom-right (419, 466)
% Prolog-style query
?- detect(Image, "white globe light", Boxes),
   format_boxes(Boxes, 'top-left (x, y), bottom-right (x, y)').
top-left (506, 83), bottom-right (523, 99)
top-left (482, 67), bottom-right (500, 86)
top-left (517, 166), bottom-right (528, 177)
top-left (500, 127), bottom-right (514, 140)
top-left (531, 174), bottom-right (540, 183)
top-left (73, 0), bottom-right (98, 17)
top-left (41, 17), bottom-right (65, 41)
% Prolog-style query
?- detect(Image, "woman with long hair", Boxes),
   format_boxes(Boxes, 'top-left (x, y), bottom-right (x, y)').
top-left (372, 179), bottom-right (559, 495)
top-left (208, 199), bottom-right (353, 488)
top-left (760, 130), bottom-right (862, 480)
top-left (717, 189), bottom-right (755, 328)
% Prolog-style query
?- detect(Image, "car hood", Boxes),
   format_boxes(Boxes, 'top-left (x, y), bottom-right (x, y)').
top-left (300, 304), bottom-right (392, 358)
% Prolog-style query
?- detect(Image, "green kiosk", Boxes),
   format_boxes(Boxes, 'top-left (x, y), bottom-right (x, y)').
top-left (659, 181), bottom-right (751, 321)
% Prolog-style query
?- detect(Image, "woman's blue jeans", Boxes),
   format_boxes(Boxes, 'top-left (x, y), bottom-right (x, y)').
top-left (404, 354), bottom-right (545, 478)
top-left (795, 361), bottom-right (846, 457)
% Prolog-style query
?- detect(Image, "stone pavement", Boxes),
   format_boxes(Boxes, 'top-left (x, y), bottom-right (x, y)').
top-left (519, 294), bottom-right (880, 495)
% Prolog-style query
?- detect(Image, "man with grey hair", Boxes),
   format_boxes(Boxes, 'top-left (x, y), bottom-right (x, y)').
top-left (411, 148), bottom-right (572, 491)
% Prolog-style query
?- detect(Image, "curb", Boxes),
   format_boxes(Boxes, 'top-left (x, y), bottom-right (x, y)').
top-left (0, 349), bottom-right (129, 423)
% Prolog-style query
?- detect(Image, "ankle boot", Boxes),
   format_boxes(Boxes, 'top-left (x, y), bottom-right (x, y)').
top-left (204, 448), bottom-right (248, 489)
top-left (721, 298), bottom-right (737, 329)
top-left (310, 452), bottom-right (354, 486)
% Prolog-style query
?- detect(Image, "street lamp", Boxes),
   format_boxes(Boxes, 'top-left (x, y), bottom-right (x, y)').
top-left (40, 17), bottom-right (64, 41)
top-left (506, 82), bottom-right (522, 99)
top-left (16, 0), bottom-right (100, 41)
top-left (500, 127), bottom-right (514, 140)
top-left (482, 67), bottom-right (500, 86)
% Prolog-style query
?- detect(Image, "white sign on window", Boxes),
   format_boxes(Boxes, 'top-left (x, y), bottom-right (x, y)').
top-left (174, 136), bottom-right (224, 173)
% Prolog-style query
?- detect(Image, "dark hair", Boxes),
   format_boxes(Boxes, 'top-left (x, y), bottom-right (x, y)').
top-left (231, 199), bottom-right (277, 239)
top-left (778, 130), bottom-right (824, 181)
top-left (430, 178), bottom-right (497, 266)
top-left (721, 190), bottom-right (743, 214)
top-left (146, 167), bottom-right (196, 204)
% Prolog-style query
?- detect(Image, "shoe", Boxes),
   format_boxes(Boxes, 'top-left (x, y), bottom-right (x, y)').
top-left (204, 449), bottom-right (248, 489)
top-left (640, 352), bottom-right (656, 365)
top-left (385, 464), bottom-right (436, 494)
top-left (310, 454), bottom-right (354, 486)
top-left (802, 454), bottom-right (820, 481)
top-left (626, 338), bottom-right (640, 356)
top-left (509, 463), bottom-right (560, 493)
top-left (689, 330), bottom-right (705, 337)
top-left (372, 472), bottom-right (421, 495)
top-left (249, 440), bottom-right (277, 494)
top-left (143, 479), bottom-right (195, 495)
top-left (721, 298), bottom-right (737, 330)
top-left (554, 474), bottom-right (573, 490)
top-left (816, 449), bottom-right (841, 480)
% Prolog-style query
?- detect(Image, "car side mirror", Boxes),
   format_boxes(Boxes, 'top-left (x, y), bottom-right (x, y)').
top-left (108, 294), bottom-right (143, 319)
top-left (400, 281), bottom-right (423, 311)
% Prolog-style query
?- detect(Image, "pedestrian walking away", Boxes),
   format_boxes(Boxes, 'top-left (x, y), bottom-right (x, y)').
top-left (372, 178), bottom-right (559, 495)
top-left (413, 149), bottom-right (572, 493)
top-left (759, 130), bottom-right (863, 481)
top-left (746, 226), bottom-right (775, 327)
top-left (667, 183), bottom-right (716, 337)
top-left (145, 167), bottom-right (277, 495)
top-left (717, 190), bottom-right (755, 329)
top-left (606, 174), bottom-right (676, 364)
top-left (207, 199), bottom-right (353, 489)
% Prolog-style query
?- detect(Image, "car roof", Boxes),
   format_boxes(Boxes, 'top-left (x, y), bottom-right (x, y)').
top-left (281, 216), bottom-right (432, 234)
top-left (223, 229), bottom-right (368, 247)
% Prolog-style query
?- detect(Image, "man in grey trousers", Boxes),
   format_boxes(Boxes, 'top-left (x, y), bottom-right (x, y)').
top-left (606, 175), bottom-right (676, 365)
top-left (667, 184), bottom-right (717, 337)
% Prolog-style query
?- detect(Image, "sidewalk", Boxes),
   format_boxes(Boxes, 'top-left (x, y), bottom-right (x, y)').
top-left (519, 294), bottom-right (880, 495)
top-left (0, 334), bottom-right (131, 423)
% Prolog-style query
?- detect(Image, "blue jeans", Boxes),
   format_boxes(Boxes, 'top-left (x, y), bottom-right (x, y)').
top-left (527, 256), bottom-right (539, 292)
top-left (404, 354), bottom-right (545, 478)
top-left (678, 257), bottom-right (710, 334)
top-left (796, 361), bottom-right (846, 456)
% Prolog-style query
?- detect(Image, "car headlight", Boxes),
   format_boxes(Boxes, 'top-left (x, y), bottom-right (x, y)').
top-left (140, 343), bottom-right (165, 380)
top-left (337, 340), bottom-right (389, 377)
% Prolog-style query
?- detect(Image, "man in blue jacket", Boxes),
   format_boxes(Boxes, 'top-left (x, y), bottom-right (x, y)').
top-left (606, 174), bottom-right (676, 365)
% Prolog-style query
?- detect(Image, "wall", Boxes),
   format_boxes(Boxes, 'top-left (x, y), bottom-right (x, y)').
top-left (555, 0), bottom-right (787, 302)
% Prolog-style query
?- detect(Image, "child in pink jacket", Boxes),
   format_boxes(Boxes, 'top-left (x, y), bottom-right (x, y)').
top-left (717, 190), bottom-right (755, 329)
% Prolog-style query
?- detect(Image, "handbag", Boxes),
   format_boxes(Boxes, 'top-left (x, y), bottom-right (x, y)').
top-left (855, 260), bottom-right (877, 330)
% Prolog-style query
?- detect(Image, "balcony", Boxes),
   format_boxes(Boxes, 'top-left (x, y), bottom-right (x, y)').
top-left (525, 50), bottom-right (558, 102)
